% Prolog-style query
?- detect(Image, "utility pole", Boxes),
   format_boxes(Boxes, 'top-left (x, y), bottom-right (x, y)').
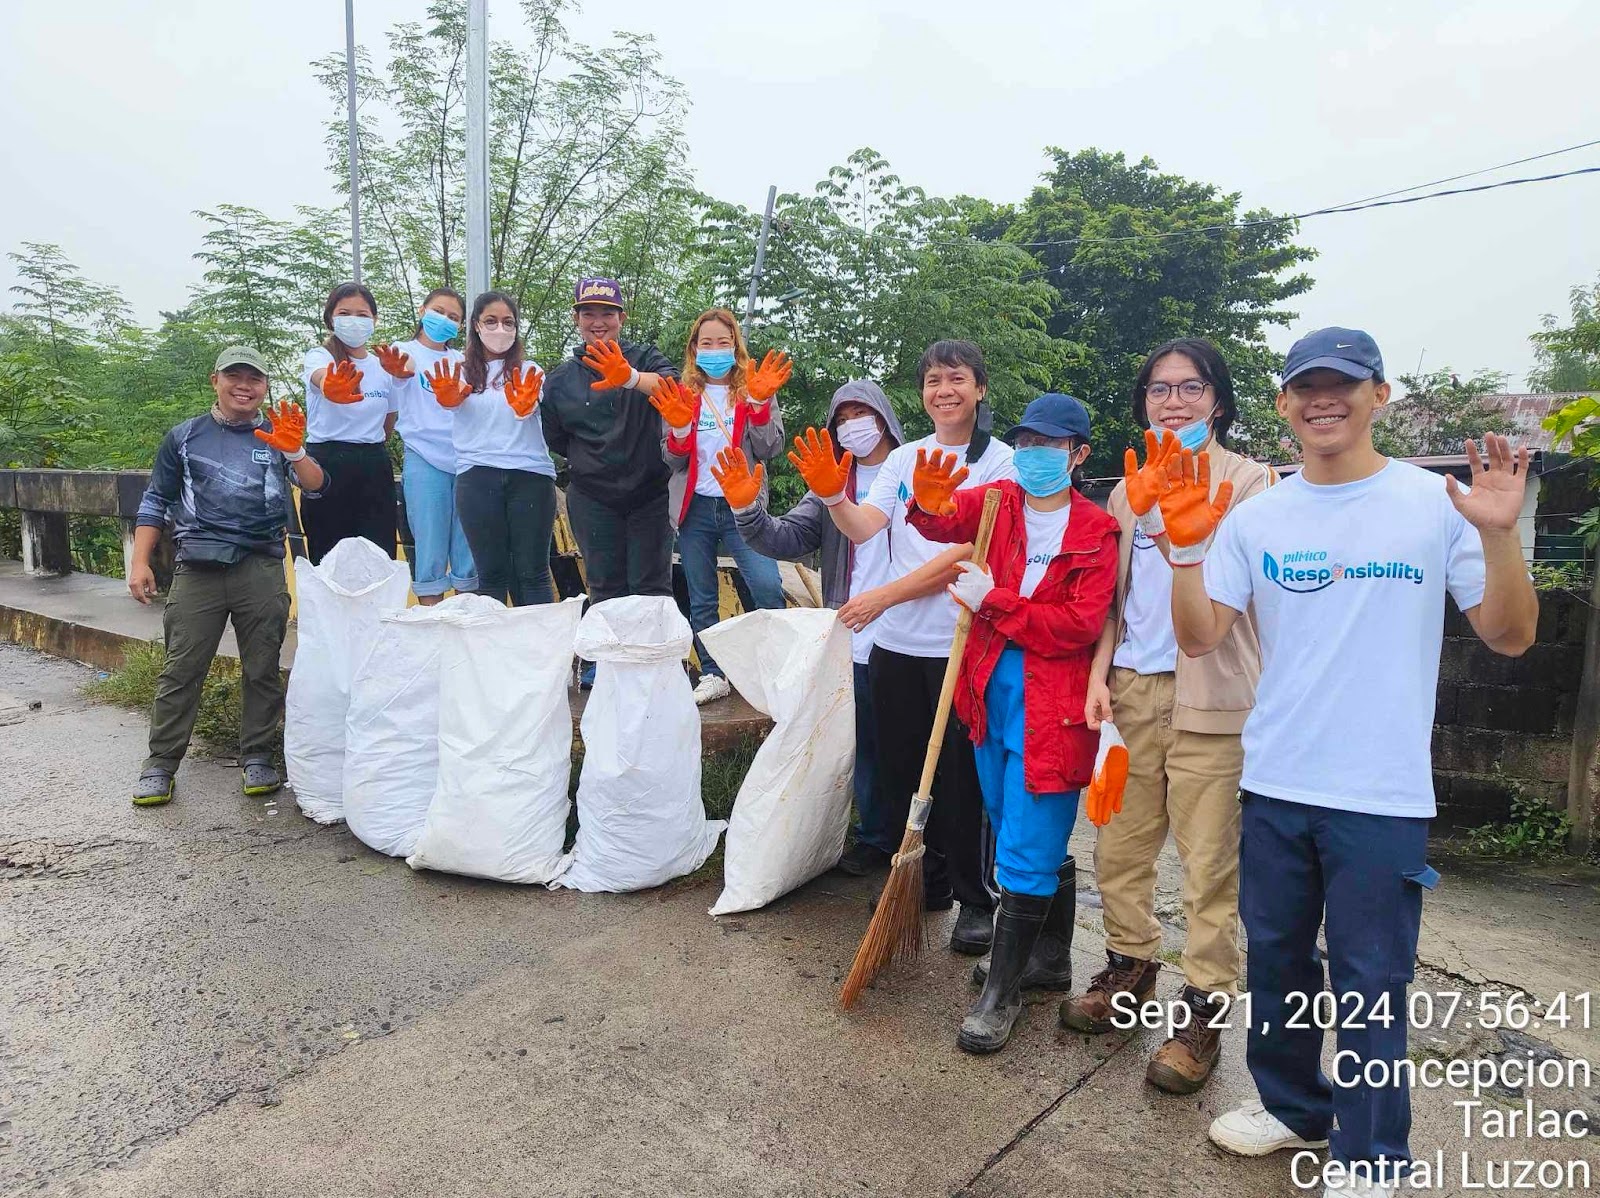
top-left (465, 0), bottom-right (491, 303)
top-left (744, 186), bottom-right (777, 324)
top-left (344, 0), bottom-right (361, 283)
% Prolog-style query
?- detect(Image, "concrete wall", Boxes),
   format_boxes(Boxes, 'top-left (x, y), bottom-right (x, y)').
top-left (1432, 590), bottom-right (1586, 830)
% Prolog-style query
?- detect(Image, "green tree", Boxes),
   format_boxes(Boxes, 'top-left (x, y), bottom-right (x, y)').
top-left (1372, 368), bottom-right (1517, 458)
top-left (992, 148), bottom-right (1316, 470)
top-left (1529, 275), bottom-right (1600, 392)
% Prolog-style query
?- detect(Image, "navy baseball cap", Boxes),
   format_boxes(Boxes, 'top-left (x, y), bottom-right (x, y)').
top-left (1004, 393), bottom-right (1092, 444)
top-left (1281, 327), bottom-right (1385, 385)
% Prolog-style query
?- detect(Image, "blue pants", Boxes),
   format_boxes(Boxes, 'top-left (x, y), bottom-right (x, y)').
top-left (972, 648), bottom-right (1079, 897)
top-left (1240, 791), bottom-right (1437, 1171)
top-left (852, 662), bottom-right (896, 854)
top-left (677, 492), bottom-right (786, 678)
top-left (401, 447), bottom-right (476, 596)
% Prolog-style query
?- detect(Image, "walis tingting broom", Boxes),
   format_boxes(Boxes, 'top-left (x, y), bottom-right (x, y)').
top-left (840, 486), bottom-right (1003, 1009)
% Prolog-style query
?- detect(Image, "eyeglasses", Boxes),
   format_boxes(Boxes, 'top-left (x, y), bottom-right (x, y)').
top-left (477, 317), bottom-right (518, 332)
top-left (1145, 380), bottom-right (1210, 402)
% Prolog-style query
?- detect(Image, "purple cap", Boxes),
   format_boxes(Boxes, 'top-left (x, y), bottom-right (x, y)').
top-left (573, 277), bottom-right (626, 311)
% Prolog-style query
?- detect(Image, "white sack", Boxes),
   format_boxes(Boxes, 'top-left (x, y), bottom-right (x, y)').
top-left (284, 537), bottom-right (411, 823)
top-left (552, 596), bottom-right (724, 892)
top-left (701, 609), bottom-right (854, 915)
top-left (406, 595), bottom-right (584, 883)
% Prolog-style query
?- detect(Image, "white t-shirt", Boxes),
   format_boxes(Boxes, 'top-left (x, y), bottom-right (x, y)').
top-left (450, 358), bottom-right (556, 477)
top-left (862, 434), bottom-right (1016, 658)
top-left (848, 461), bottom-right (894, 665)
top-left (393, 339), bottom-right (463, 474)
top-left (1204, 460), bottom-right (1486, 818)
top-left (1019, 501), bottom-right (1072, 598)
top-left (1113, 524), bottom-right (1179, 675)
top-left (693, 384), bottom-right (736, 497)
top-left (302, 347), bottom-right (399, 445)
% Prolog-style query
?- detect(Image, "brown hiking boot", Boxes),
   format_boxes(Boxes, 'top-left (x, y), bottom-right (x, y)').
top-left (1058, 950), bottom-right (1159, 1034)
top-left (1146, 985), bottom-right (1225, 1095)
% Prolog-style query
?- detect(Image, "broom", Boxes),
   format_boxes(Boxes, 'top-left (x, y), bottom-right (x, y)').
top-left (840, 486), bottom-right (1004, 1009)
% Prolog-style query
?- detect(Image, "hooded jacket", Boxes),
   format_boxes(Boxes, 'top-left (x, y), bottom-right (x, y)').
top-left (730, 381), bottom-right (905, 607)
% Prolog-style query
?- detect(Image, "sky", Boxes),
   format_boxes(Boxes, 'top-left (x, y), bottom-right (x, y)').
top-left (2, 0), bottom-right (1595, 390)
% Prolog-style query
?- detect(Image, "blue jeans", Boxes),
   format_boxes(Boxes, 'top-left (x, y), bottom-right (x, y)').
top-left (676, 492), bottom-right (786, 678)
top-left (852, 662), bottom-right (896, 854)
top-left (972, 648), bottom-right (1079, 896)
top-left (401, 448), bottom-right (476, 596)
top-left (1240, 791), bottom-right (1437, 1173)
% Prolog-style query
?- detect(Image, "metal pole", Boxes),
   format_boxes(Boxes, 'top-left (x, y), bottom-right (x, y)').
top-left (745, 185), bottom-right (777, 324)
top-left (465, 0), bottom-right (491, 302)
top-left (344, 0), bottom-right (361, 284)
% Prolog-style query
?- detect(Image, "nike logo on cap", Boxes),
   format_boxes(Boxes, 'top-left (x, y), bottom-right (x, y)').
top-left (1335, 343), bottom-right (1353, 348)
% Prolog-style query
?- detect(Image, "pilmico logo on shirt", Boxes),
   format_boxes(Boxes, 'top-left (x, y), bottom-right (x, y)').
top-left (1263, 550), bottom-right (1425, 593)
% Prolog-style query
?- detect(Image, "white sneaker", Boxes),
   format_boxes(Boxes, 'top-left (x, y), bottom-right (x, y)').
top-left (1324, 1177), bottom-right (1397, 1197)
top-left (692, 674), bottom-right (732, 705)
top-left (1208, 1101), bottom-right (1330, 1157)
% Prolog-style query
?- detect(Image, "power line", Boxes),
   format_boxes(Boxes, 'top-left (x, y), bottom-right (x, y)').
top-left (1321, 137), bottom-right (1600, 211)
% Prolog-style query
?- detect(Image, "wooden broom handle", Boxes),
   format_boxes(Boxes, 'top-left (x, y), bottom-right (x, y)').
top-left (915, 486), bottom-right (1003, 801)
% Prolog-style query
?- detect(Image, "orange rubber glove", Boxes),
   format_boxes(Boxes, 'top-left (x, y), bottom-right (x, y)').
top-left (505, 364), bottom-right (543, 418)
top-left (786, 427), bottom-right (852, 502)
top-left (745, 349), bottom-right (792, 402)
top-left (1085, 721), bottom-right (1129, 828)
top-left (321, 359), bottom-right (365, 405)
top-left (649, 377), bottom-right (698, 432)
top-left (1156, 450), bottom-right (1234, 565)
top-left (911, 447), bottom-right (970, 515)
top-left (374, 343), bottom-right (415, 379)
top-left (710, 446), bottom-right (765, 510)
top-left (1124, 429), bottom-right (1180, 521)
top-left (582, 339), bottom-right (635, 391)
top-left (253, 400), bottom-right (306, 455)
top-left (427, 360), bottom-right (469, 409)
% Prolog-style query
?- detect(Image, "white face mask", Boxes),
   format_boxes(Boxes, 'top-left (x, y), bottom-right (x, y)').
top-left (835, 414), bottom-right (883, 457)
top-left (331, 314), bottom-right (374, 349)
top-left (479, 326), bottom-right (516, 355)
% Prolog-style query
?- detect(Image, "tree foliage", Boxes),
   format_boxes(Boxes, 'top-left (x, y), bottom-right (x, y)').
top-left (1372, 368), bottom-right (1516, 458)
top-left (1529, 274), bottom-right (1600, 392)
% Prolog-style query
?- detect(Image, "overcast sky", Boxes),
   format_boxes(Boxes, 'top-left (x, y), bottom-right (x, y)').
top-left (2, 0), bottom-right (1594, 389)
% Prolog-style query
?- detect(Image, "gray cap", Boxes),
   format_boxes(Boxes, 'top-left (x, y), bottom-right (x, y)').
top-left (214, 345), bottom-right (269, 376)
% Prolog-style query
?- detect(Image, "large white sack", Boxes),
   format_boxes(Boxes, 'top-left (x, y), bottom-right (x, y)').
top-left (701, 609), bottom-right (855, 915)
top-left (342, 598), bottom-right (468, 857)
top-left (284, 537), bottom-right (411, 823)
top-left (552, 596), bottom-right (724, 893)
top-left (407, 595), bottom-right (584, 883)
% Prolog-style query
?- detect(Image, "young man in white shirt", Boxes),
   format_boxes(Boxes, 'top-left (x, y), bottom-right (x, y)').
top-left (1164, 328), bottom-right (1538, 1196)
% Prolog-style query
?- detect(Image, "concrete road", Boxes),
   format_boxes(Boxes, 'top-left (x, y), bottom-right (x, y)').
top-left (3, 643), bottom-right (1596, 1197)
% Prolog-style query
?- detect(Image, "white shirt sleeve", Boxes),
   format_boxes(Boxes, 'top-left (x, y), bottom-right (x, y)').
top-left (303, 346), bottom-right (333, 387)
top-left (1444, 508), bottom-right (1488, 612)
top-left (1203, 509), bottom-right (1253, 614)
top-left (862, 448), bottom-right (904, 517)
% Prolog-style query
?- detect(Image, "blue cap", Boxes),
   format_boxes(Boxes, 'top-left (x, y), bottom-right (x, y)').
top-left (1004, 393), bottom-right (1092, 444)
top-left (1281, 327), bottom-right (1384, 385)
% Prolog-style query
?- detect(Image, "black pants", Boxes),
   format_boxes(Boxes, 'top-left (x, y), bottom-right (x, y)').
top-left (565, 483), bottom-right (674, 605)
top-left (867, 645), bottom-right (991, 912)
top-left (455, 466), bottom-right (556, 606)
top-left (300, 441), bottom-right (397, 564)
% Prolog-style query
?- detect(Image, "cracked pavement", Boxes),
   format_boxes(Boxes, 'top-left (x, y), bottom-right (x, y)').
top-left (3, 642), bottom-right (1598, 1197)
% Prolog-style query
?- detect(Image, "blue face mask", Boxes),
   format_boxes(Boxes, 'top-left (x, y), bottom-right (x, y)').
top-left (1152, 405), bottom-right (1215, 453)
top-left (1013, 446), bottom-right (1077, 498)
top-left (420, 311), bottom-right (459, 343)
top-left (696, 348), bottom-right (736, 379)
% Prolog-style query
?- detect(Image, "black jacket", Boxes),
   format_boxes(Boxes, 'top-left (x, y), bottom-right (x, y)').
top-left (541, 341), bottom-right (679, 507)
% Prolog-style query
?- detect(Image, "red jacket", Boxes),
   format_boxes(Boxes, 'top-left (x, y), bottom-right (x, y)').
top-left (907, 482), bottom-right (1119, 793)
top-left (664, 392), bottom-right (777, 526)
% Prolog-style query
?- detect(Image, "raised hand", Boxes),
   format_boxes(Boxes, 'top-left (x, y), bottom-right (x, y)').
top-left (1123, 428), bottom-right (1180, 517)
top-left (505, 364), bottom-right (543, 418)
top-left (649, 377), bottom-right (698, 431)
top-left (1085, 724), bottom-right (1129, 828)
top-left (321, 359), bottom-right (365, 405)
top-left (710, 446), bottom-right (765, 510)
top-left (1447, 434), bottom-right (1529, 534)
top-left (427, 360), bottom-right (469, 409)
top-left (786, 427), bottom-right (851, 501)
top-left (1155, 449), bottom-right (1233, 559)
top-left (253, 400), bottom-right (306, 455)
top-left (745, 349), bottom-right (792, 402)
top-left (582, 339), bottom-right (634, 391)
top-left (374, 343), bottom-right (414, 379)
top-left (911, 447), bottom-right (970, 515)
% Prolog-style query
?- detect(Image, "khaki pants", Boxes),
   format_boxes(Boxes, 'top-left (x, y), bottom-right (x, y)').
top-left (1094, 668), bottom-right (1244, 993)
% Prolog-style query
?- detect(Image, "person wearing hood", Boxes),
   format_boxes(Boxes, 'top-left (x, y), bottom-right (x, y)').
top-left (708, 381), bottom-right (975, 876)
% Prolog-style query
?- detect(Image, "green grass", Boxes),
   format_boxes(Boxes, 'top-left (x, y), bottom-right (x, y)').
top-left (1463, 789), bottom-right (1573, 860)
top-left (86, 640), bottom-right (268, 760)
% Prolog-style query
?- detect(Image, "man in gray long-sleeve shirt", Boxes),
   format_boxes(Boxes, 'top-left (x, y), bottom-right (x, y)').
top-left (128, 346), bottom-right (327, 807)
